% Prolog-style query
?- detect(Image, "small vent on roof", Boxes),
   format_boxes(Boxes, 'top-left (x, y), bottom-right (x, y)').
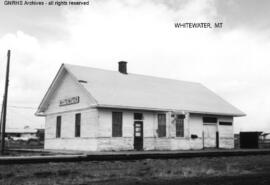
top-left (78, 80), bottom-right (87, 83)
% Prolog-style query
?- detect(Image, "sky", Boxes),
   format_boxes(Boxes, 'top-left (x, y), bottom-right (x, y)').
top-left (0, 0), bottom-right (270, 132)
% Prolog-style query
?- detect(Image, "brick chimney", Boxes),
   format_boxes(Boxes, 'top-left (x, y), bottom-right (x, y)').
top-left (118, 61), bottom-right (127, 74)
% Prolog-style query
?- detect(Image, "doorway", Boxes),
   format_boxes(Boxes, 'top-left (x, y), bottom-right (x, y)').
top-left (134, 121), bottom-right (143, 150)
top-left (203, 124), bottom-right (218, 148)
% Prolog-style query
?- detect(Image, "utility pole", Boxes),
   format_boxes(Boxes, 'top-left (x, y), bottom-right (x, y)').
top-left (1, 50), bottom-right (11, 155)
top-left (0, 103), bottom-right (3, 137)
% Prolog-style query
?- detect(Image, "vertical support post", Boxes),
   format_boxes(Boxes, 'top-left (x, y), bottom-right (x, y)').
top-left (216, 121), bottom-right (219, 149)
top-left (167, 112), bottom-right (171, 138)
top-left (0, 106), bottom-right (4, 137)
top-left (202, 131), bottom-right (204, 150)
top-left (1, 50), bottom-right (11, 155)
top-left (216, 131), bottom-right (219, 148)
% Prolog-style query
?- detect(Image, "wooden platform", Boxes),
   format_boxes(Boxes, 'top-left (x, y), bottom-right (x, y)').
top-left (1, 149), bottom-right (270, 165)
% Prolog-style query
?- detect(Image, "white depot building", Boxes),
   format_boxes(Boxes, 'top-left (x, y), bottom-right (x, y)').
top-left (36, 62), bottom-right (245, 151)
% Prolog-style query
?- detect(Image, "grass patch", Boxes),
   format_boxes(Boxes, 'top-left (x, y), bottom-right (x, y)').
top-left (33, 171), bottom-right (54, 178)
top-left (0, 172), bottom-right (15, 179)
top-left (57, 169), bottom-right (78, 176)
top-left (0, 155), bottom-right (270, 184)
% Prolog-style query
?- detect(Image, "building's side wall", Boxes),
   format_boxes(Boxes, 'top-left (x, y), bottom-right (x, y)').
top-left (44, 108), bottom-right (99, 151)
top-left (218, 116), bottom-right (234, 149)
top-left (97, 109), bottom-right (132, 151)
top-left (189, 114), bottom-right (234, 149)
top-left (44, 106), bottom-right (234, 151)
top-left (97, 109), bottom-right (147, 151)
top-left (145, 112), bottom-right (191, 150)
top-left (98, 109), bottom-right (173, 151)
top-left (96, 110), bottom-right (234, 151)
top-left (188, 114), bottom-right (204, 150)
top-left (97, 110), bottom-right (197, 151)
top-left (190, 114), bottom-right (234, 149)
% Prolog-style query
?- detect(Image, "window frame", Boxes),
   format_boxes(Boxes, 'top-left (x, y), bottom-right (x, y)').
top-left (157, 114), bottom-right (166, 137)
top-left (175, 115), bottom-right (184, 137)
top-left (134, 113), bottom-right (143, 120)
top-left (75, 113), bottom-right (81, 137)
top-left (112, 112), bottom-right (123, 137)
top-left (219, 121), bottom-right (232, 126)
top-left (203, 117), bottom-right (217, 123)
top-left (56, 116), bottom-right (61, 138)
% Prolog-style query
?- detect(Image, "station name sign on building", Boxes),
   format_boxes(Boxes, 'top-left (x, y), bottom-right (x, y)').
top-left (59, 96), bottom-right (80, 106)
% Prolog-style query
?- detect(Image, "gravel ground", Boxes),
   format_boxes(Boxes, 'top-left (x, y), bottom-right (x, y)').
top-left (0, 154), bottom-right (270, 185)
top-left (102, 173), bottom-right (270, 185)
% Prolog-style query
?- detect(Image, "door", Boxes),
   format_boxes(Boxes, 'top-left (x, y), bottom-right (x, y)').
top-left (203, 124), bottom-right (217, 148)
top-left (134, 121), bottom-right (143, 150)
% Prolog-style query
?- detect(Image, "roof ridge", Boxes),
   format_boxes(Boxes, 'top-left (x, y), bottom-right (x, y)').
top-left (63, 63), bottom-right (201, 85)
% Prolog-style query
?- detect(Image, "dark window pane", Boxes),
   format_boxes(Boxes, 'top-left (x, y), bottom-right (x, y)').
top-left (176, 118), bottom-right (184, 137)
top-left (158, 114), bottom-right (166, 137)
top-left (134, 113), bottom-right (143, 120)
top-left (219, 122), bottom-right (232, 126)
top-left (177, 114), bottom-right (185, 119)
top-left (203, 117), bottom-right (217, 123)
top-left (56, 116), bottom-right (61, 138)
top-left (112, 112), bottom-right (122, 137)
top-left (75, 113), bottom-right (81, 137)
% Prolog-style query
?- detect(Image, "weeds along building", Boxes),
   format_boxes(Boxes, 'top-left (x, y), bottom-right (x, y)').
top-left (35, 62), bottom-right (245, 151)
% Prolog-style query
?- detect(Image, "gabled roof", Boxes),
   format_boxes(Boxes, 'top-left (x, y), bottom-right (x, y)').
top-left (36, 63), bottom-right (245, 117)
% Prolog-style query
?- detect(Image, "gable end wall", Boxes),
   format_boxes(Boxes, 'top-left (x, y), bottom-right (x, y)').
top-left (44, 70), bottom-right (96, 115)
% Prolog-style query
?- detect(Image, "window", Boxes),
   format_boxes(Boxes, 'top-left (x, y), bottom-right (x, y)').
top-left (75, 113), bottom-right (81, 137)
top-left (112, 112), bottom-right (122, 137)
top-left (134, 113), bottom-right (143, 120)
top-left (177, 114), bottom-right (185, 119)
top-left (203, 117), bottom-right (217, 123)
top-left (219, 122), bottom-right (232, 126)
top-left (176, 116), bottom-right (184, 137)
top-left (78, 80), bottom-right (87, 83)
top-left (158, 114), bottom-right (166, 137)
top-left (56, 116), bottom-right (61, 138)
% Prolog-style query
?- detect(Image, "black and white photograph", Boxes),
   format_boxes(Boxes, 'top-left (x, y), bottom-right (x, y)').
top-left (0, 0), bottom-right (270, 184)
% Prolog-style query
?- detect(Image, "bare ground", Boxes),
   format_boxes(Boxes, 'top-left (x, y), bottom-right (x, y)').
top-left (1, 154), bottom-right (270, 185)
